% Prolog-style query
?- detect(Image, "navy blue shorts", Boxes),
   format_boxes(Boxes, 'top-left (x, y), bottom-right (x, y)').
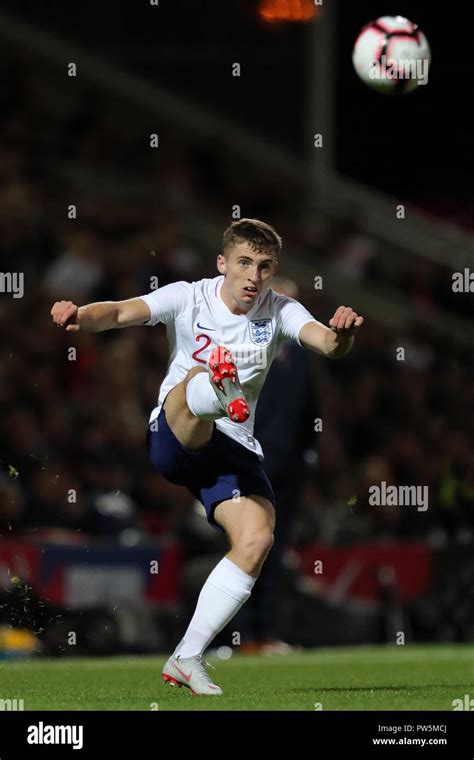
top-left (146, 406), bottom-right (275, 531)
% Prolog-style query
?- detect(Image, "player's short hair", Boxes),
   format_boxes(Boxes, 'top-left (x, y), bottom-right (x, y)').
top-left (222, 218), bottom-right (282, 258)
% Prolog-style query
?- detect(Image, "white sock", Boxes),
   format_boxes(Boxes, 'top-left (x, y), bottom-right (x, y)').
top-left (175, 557), bottom-right (256, 659)
top-left (185, 372), bottom-right (223, 420)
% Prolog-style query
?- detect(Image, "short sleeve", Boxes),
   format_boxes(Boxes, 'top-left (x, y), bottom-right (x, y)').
top-left (138, 281), bottom-right (192, 326)
top-left (277, 296), bottom-right (321, 347)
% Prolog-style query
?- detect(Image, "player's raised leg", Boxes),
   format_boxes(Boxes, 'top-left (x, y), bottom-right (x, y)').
top-left (162, 495), bottom-right (275, 695)
top-left (163, 366), bottom-right (217, 449)
top-left (163, 347), bottom-right (250, 449)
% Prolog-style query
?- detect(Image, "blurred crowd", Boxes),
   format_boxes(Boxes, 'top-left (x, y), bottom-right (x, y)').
top-left (1, 46), bottom-right (473, 548)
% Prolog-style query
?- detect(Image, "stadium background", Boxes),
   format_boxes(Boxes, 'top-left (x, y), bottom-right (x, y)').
top-left (0, 0), bottom-right (473, 663)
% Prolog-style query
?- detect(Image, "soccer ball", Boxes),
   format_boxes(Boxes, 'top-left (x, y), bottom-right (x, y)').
top-left (352, 16), bottom-right (431, 94)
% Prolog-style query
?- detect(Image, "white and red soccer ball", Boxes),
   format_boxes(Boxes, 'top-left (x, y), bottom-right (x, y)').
top-left (352, 15), bottom-right (431, 94)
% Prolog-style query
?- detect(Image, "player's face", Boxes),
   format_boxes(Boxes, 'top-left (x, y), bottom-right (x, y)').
top-left (218, 242), bottom-right (278, 311)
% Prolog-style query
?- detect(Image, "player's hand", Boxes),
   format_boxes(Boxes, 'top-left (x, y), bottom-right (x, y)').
top-left (329, 306), bottom-right (364, 335)
top-left (50, 300), bottom-right (80, 332)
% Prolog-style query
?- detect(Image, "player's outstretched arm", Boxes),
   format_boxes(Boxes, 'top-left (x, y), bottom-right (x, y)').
top-left (50, 298), bottom-right (151, 333)
top-left (299, 306), bottom-right (364, 358)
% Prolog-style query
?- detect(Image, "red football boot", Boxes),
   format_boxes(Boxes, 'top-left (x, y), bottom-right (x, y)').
top-left (208, 346), bottom-right (250, 423)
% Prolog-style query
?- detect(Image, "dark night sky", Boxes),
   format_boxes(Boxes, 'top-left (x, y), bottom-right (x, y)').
top-left (2, 0), bottom-right (473, 203)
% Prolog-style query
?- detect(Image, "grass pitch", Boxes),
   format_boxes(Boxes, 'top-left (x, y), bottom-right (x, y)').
top-left (0, 644), bottom-right (472, 711)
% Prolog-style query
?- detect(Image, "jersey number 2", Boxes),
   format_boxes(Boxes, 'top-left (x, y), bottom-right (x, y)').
top-left (192, 333), bottom-right (212, 365)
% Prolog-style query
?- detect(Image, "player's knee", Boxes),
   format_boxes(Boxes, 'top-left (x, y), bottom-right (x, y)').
top-left (167, 366), bottom-right (207, 417)
top-left (239, 528), bottom-right (274, 565)
top-left (181, 366), bottom-right (209, 417)
top-left (184, 366), bottom-right (207, 385)
top-left (163, 367), bottom-right (206, 416)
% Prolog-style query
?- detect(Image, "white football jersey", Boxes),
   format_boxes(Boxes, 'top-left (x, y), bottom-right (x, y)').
top-left (139, 275), bottom-right (319, 459)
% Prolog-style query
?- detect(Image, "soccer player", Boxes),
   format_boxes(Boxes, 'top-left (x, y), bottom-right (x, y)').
top-left (51, 218), bottom-right (364, 695)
